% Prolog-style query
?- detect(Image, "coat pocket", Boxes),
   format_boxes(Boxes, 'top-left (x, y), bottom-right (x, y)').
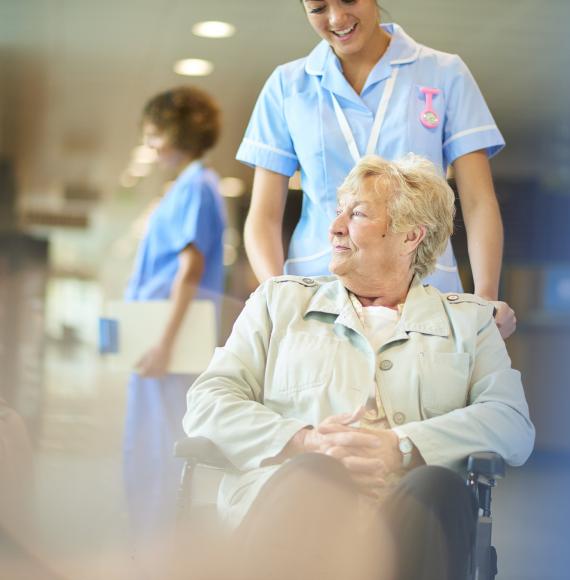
top-left (272, 333), bottom-right (339, 392)
top-left (418, 352), bottom-right (470, 415)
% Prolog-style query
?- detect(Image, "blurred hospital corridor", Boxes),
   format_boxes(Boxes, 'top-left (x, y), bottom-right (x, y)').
top-left (2, 1), bottom-right (570, 579)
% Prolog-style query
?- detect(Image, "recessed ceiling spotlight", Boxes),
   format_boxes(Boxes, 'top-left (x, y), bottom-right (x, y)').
top-left (223, 244), bottom-right (238, 267)
top-left (128, 162), bottom-right (152, 178)
top-left (132, 145), bottom-right (157, 165)
top-left (174, 58), bottom-right (214, 77)
top-left (120, 171), bottom-right (139, 189)
top-left (192, 21), bottom-right (236, 39)
top-left (220, 177), bottom-right (245, 198)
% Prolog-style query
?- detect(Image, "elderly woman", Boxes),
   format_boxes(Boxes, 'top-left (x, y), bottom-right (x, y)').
top-left (183, 154), bottom-right (534, 580)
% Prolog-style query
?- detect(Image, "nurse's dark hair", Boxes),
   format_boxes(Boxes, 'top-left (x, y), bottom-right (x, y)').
top-left (141, 86), bottom-right (220, 158)
top-left (299, 1), bottom-right (388, 20)
top-left (299, 0), bottom-right (384, 8)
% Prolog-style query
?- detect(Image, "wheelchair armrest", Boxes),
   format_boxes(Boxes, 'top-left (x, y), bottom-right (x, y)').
top-left (467, 452), bottom-right (506, 480)
top-left (174, 436), bottom-right (232, 469)
top-left (467, 452), bottom-right (505, 518)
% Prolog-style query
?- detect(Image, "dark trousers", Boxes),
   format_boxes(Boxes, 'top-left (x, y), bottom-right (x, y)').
top-left (236, 453), bottom-right (477, 580)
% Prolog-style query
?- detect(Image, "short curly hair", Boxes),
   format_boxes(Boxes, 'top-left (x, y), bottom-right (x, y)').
top-left (337, 154), bottom-right (456, 279)
top-left (141, 86), bottom-right (220, 158)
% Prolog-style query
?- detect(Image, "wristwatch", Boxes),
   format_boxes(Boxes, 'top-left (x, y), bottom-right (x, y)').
top-left (393, 429), bottom-right (414, 469)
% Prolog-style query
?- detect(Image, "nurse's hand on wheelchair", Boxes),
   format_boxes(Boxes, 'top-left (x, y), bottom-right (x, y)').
top-left (491, 301), bottom-right (517, 339)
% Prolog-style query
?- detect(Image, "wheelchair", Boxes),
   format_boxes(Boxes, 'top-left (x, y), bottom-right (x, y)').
top-left (174, 437), bottom-right (505, 580)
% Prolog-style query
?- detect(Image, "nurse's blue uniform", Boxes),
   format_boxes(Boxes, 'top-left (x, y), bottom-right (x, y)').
top-left (237, 23), bottom-right (505, 292)
top-left (123, 160), bottom-right (225, 544)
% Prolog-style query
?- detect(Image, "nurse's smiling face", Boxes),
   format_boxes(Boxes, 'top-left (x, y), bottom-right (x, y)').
top-left (302, 0), bottom-right (381, 61)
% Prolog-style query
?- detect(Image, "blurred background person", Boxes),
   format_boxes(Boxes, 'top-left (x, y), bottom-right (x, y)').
top-left (122, 86), bottom-right (225, 566)
top-left (238, 0), bottom-right (515, 338)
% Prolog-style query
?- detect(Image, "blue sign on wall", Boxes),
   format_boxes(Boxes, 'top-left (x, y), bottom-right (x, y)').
top-left (544, 268), bottom-right (570, 312)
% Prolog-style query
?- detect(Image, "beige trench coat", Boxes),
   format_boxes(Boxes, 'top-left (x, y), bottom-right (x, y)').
top-left (183, 275), bottom-right (535, 527)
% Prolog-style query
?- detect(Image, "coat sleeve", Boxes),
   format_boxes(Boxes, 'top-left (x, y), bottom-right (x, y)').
top-left (398, 311), bottom-right (535, 471)
top-left (183, 282), bottom-right (309, 471)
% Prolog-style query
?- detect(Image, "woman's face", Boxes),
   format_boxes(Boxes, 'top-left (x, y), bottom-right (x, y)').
top-left (329, 176), bottom-right (409, 283)
top-left (302, 0), bottom-right (380, 60)
top-left (142, 122), bottom-right (190, 170)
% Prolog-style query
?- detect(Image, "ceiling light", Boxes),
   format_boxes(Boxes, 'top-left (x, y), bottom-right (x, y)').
top-left (174, 58), bottom-right (214, 77)
top-left (220, 177), bottom-right (245, 197)
top-left (120, 171), bottom-right (139, 189)
top-left (132, 145), bottom-right (157, 165)
top-left (224, 227), bottom-right (242, 247)
top-left (192, 21), bottom-right (236, 39)
top-left (223, 244), bottom-right (238, 267)
top-left (128, 162), bottom-right (152, 178)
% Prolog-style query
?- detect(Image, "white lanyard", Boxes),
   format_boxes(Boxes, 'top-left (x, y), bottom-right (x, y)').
top-left (330, 66), bottom-right (399, 164)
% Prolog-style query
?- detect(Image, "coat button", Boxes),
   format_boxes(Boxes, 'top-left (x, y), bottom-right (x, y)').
top-left (393, 412), bottom-right (406, 425)
top-left (379, 359), bottom-right (393, 371)
top-left (302, 277), bottom-right (315, 286)
top-left (447, 294), bottom-right (459, 302)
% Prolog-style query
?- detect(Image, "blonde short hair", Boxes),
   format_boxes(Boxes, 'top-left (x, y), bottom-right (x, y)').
top-left (337, 154), bottom-right (456, 278)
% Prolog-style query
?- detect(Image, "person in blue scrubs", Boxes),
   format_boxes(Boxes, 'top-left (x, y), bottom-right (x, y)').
top-left (123, 86), bottom-right (225, 559)
top-left (238, 0), bottom-right (515, 338)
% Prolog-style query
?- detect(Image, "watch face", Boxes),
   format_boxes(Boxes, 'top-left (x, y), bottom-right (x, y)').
top-left (399, 437), bottom-right (413, 454)
top-left (398, 436), bottom-right (413, 468)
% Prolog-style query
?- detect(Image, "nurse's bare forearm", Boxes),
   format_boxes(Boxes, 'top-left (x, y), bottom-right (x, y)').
top-left (245, 167), bottom-right (289, 283)
top-left (454, 151), bottom-right (503, 300)
top-left (160, 281), bottom-right (196, 350)
top-left (464, 204), bottom-right (503, 300)
top-left (160, 245), bottom-right (204, 349)
top-left (244, 218), bottom-right (284, 282)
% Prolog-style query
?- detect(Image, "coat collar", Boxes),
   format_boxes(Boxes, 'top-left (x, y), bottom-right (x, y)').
top-left (303, 277), bottom-right (363, 334)
top-left (304, 275), bottom-right (450, 338)
top-left (398, 276), bottom-right (450, 337)
top-left (305, 23), bottom-right (421, 103)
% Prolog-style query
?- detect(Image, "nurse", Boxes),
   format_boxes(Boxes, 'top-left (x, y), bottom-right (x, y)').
top-left (237, 0), bottom-right (515, 337)
top-left (123, 86), bottom-right (226, 560)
